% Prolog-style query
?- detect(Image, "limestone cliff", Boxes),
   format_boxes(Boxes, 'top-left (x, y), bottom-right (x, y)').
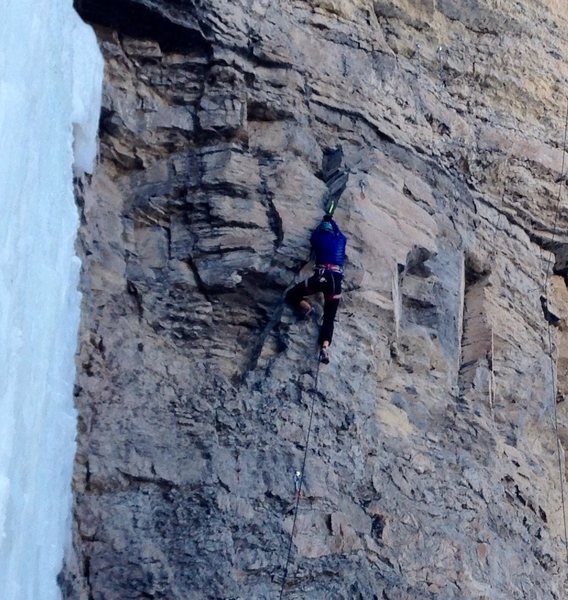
top-left (63, 1), bottom-right (568, 598)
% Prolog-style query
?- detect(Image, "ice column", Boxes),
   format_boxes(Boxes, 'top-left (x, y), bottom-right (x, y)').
top-left (0, 1), bottom-right (102, 598)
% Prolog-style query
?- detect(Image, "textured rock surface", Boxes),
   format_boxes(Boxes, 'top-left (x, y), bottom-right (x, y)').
top-left (63, 1), bottom-right (568, 598)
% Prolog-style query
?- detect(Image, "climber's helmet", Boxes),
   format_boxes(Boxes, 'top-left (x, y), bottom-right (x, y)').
top-left (319, 214), bottom-right (334, 233)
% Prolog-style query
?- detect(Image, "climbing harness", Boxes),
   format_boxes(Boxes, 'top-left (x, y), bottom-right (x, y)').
top-left (278, 349), bottom-right (321, 599)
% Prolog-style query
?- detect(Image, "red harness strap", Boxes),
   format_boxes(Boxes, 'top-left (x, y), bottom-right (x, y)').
top-left (316, 263), bottom-right (343, 273)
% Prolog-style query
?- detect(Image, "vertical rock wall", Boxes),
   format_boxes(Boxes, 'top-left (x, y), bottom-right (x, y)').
top-left (64, 1), bottom-right (568, 598)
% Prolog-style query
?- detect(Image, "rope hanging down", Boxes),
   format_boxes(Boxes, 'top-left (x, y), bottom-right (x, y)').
top-left (278, 352), bottom-right (321, 599)
top-left (542, 99), bottom-right (568, 564)
top-left (276, 105), bottom-right (568, 597)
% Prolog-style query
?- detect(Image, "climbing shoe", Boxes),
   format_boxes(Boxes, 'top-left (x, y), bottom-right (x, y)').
top-left (302, 306), bottom-right (314, 319)
top-left (319, 346), bottom-right (330, 364)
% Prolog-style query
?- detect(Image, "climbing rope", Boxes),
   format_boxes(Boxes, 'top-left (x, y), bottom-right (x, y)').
top-left (274, 104), bottom-right (568, 596)
top-left (278, 350), bottom-right (321, 599)
top-left (542, 99), bottom-right (568, 564)
top-left (494, 101), bottom-right (568, 563)
top-left (547, 316), bottom-right (568, 565)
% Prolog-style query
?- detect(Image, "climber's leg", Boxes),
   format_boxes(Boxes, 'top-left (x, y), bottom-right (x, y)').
top-left (318, 271), bottom-right (343, 363)
top-left (286, 272), bottom-right (321, 317)
top-left (319, 297), bottom-right (340, 346)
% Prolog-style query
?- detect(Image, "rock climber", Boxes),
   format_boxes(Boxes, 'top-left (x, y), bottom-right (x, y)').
top-left (286, 214), bottom-right (347, 364)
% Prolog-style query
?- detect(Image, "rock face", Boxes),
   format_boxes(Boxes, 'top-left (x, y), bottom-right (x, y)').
top-left (64, 1), bottom-right (568, 598)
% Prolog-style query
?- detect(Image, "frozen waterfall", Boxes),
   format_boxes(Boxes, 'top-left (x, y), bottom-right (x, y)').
top-left (0, 1), bottom-right (102, 598)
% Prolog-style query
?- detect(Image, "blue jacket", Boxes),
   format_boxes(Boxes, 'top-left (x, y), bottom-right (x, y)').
top-left (310, 219), bottom-right (347, 266)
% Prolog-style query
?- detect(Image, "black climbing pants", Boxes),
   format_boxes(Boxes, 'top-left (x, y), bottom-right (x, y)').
top-left (286, 268), bottom-right (343, 345)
